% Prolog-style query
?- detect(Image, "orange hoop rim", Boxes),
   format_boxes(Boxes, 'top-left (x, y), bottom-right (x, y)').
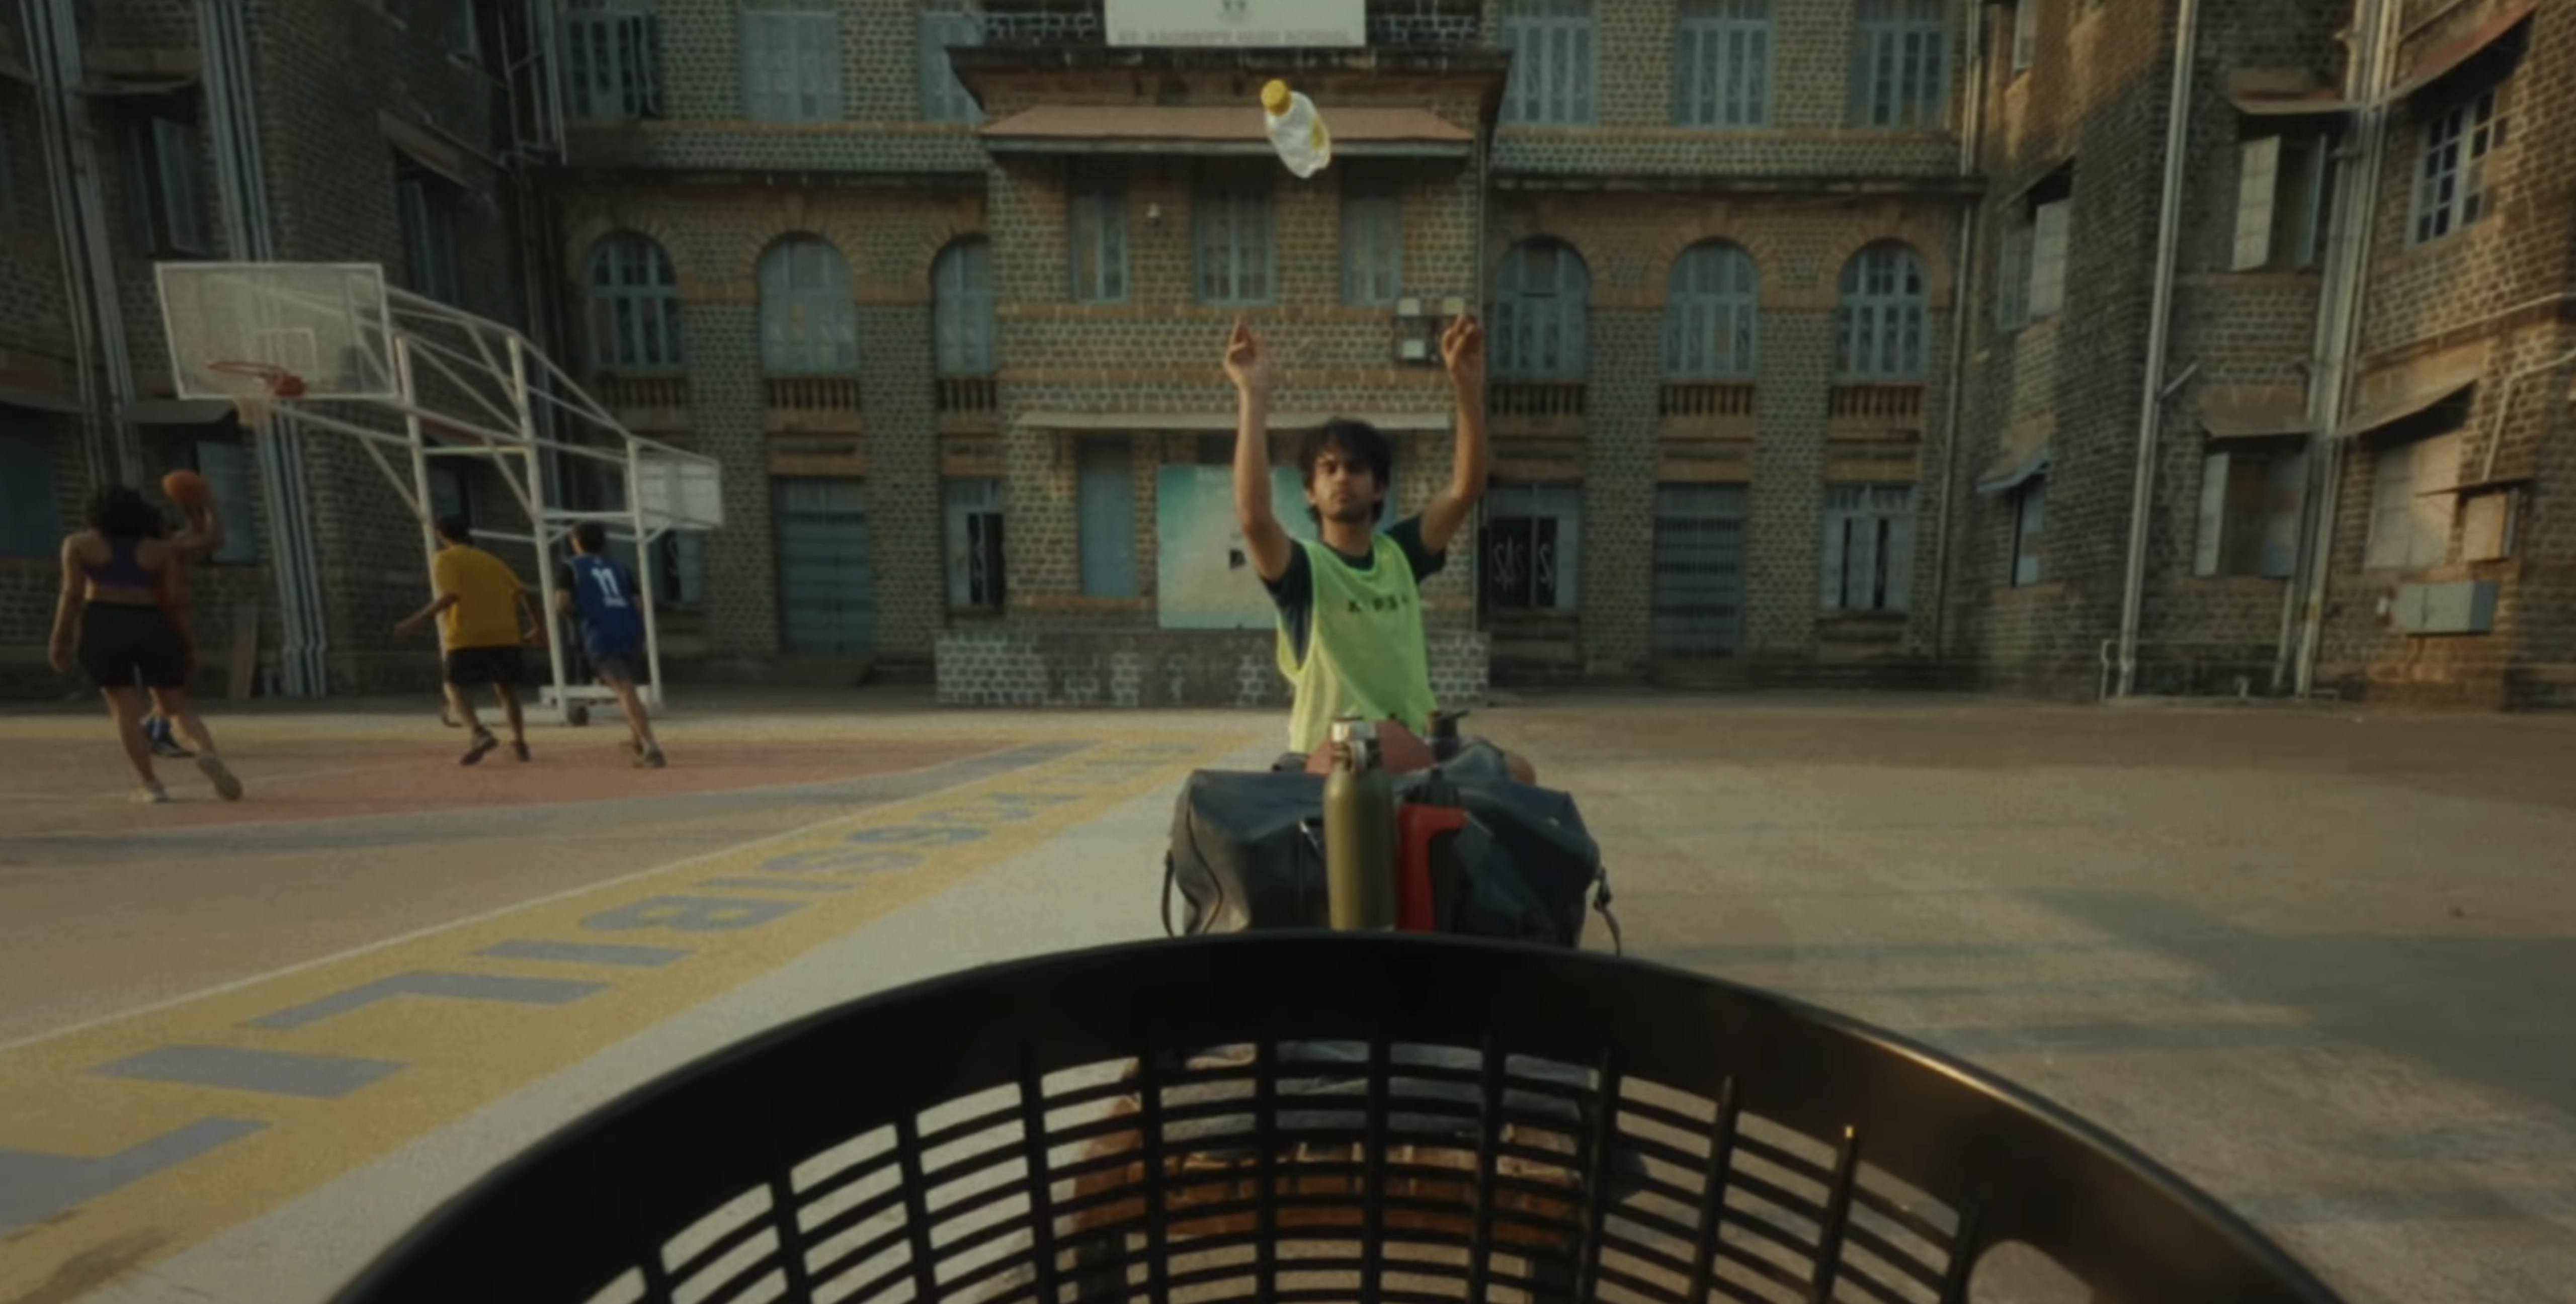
top-left (206, 359), bottom-right (310, 399)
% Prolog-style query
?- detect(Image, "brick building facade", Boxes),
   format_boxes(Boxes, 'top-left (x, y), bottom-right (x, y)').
top-left (3, 0), bottom-right (2571, 712)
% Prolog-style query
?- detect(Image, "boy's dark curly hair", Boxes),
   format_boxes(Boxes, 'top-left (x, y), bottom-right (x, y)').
top-left (1295, 417), bottom-right (1393, 524)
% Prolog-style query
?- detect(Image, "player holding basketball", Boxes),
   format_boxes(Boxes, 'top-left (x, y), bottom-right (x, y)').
top-left (558, 521), bottom-right (665, 769)
top-left (49, 483), bottom-right (245, 803)
top-left (394, 515), bottom-right (546, 765)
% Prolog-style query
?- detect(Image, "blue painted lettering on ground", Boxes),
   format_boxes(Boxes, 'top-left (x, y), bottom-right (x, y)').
top-left (841, 825), bottom-right (988, 847)
top-left (579, 895), bottom-right (806, 933)
top-left (759, 848), bottom-right (928, 876)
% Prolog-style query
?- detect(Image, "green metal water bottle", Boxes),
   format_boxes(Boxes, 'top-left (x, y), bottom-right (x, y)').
top-left (1323, 717), bottom-right (1397, 931)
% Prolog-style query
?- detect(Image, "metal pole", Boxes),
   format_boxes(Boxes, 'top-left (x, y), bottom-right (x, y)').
top-left (511, 336), bottom-right (575, 723)
top-left (629, 452), bottom-right (664, 712)
top-left (2293, 0), bottom-right (2403, 698)
top-left (2113, 0), bottom-right (2203, 700)
top-left (396, 337), bottom-right (441, 571)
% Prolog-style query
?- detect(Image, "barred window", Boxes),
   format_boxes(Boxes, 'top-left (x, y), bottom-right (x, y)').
top-left (1820, 483), bottom-right (1916, 613)
top-left (1492, 239), bottom-right (1589, 378)
top-left (1664, 242), bottom-right (1758, 378)
top-left (1848, 0), bottom-right (1949, 129)
top-left (741, 2), bottom-right (841, 122)
top-left (758, 237), bottom-right (856, 374)
top-left (918, 2), bottom-right (984, 123)
top-left (1068, 172), bottom-right (1127, 302)
top-left (1675, 0), bottom-right (1771, 127)
top-left (2412, 87), bottom-right (2504, 244)
top-left (1195, 176), bottom-right (1275, 304)
top-left (1834, 242), bottom-right (1928, 379)
top-left (932, 237), bottom-right (995, 376)
top-left (587, 233), bottom-right (682, 371)
top-left (1499, 0), bottom-right (1597, 126)
top-left (944, 477), bottom-right (1006, 610)
top-left (564, 10), bottom-right (659, 121)
top-left (1341, 173), bottom-right (1402, 306)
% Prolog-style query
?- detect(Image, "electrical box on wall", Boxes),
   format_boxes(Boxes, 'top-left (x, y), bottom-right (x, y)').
top-left (2391, 580), bottom-right (2499, 635)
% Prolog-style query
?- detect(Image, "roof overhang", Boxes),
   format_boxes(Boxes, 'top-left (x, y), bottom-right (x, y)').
top-left (2335, 380), bottom-right (2474, 440)
top-left (980, 105), bottom-right (1472, 159)
top-left (1976, 446), bottom-right (2051, 496)
top-left (2391, 2), bottom-right (2536, 101)
top-left (2228, 91), bottom-right (2356, 119)
top-left (0, 384), bottom-right (82, 415)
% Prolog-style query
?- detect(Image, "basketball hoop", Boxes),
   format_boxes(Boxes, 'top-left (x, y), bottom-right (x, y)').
top-left (206, 359), bottom-right (309, 429)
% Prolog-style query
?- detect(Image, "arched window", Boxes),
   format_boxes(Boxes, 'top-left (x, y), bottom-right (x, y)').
top-left (587, 233), bottom-right (681, 370)
top-left (1491, 239), bottom-right (1589, 379)
top-left (1664, 241), bottom-right (1759, 378)
top-left (932, 237), bottom-right (995, 376)
top-left (758, 236), bottom-right (857, 374)
top-left (1834, 242), bottom-right (1928, 379)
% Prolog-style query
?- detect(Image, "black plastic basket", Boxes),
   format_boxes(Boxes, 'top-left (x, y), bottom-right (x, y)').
top-left (328, 934), bottom-right (2348, 1304)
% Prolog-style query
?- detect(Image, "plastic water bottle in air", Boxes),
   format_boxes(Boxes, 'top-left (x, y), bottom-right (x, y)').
top-left (1262, 79), bottom-right (1332, 179)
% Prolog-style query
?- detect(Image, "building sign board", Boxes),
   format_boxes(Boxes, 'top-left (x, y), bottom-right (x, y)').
top-left (1105, 0), bottom-right (1366, 48)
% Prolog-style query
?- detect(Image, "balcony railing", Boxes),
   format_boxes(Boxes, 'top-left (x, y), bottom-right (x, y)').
top-left (1660, 382), bottom-right (1757, 420)
top-left (1827, 383), bottom-right (1927, 423)
top-left (1489, 382), bottom-right (1586, 419)
top-left (936, 375), bottom-right (999, 416)
top-left (765, 375), bottom-right (864, 417)
top-left (591, 373), bottom-right (689, 411)
top-left (981, 0), bottom-right (1481, 47)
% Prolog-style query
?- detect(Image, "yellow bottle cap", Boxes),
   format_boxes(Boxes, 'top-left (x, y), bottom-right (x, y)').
top-left (1261, 79), bottom-right (1292, 115)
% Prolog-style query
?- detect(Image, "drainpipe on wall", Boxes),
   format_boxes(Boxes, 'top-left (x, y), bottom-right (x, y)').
top-left (2112, 0), bottom-right (2204, 700)
top-left (2289, 0), bottom-right (2404, 698)
top-left (19, 0), bottom-right (105, 487)
top-left (197, 0), bottom-right (331, 697)
top-left (25, 0), bottom-right (143, 487)
top-left (1928, 0), bottom-right (1988, 666)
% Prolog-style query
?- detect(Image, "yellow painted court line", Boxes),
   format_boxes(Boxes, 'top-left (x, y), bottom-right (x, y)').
top-left (0, 731), bottom-right (1256, 1296)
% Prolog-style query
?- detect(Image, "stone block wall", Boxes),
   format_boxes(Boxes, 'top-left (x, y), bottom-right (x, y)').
top-left (2305, 4), bottom-right (2576, 706)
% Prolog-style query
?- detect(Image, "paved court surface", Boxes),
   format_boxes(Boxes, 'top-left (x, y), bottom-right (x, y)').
top-left (0, 688), bottom-right (2571, 1304)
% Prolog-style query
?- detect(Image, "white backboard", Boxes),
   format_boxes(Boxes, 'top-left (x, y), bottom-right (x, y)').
top-left (636, 452), bottom-right (725, 532)
top-left (157, 263), bottom-right (397, 401)
top-left (1105, 0), bottom-right (1364, 47)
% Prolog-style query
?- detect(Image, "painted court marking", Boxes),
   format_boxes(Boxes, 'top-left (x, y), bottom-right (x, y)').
top-left (0, 731), bottom-right (1250, 1297)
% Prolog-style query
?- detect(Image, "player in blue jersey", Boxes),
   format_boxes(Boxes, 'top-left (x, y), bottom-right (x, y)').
top-left (557, 521), bottom-right (666, 769)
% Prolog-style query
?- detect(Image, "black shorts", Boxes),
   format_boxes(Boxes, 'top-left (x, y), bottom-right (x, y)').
top-left (80, 603), bottom-right (189, 690)
top-left (588, 654), bottom-right (637, 685)
top-left (445, 645), bottom-right (526, 687)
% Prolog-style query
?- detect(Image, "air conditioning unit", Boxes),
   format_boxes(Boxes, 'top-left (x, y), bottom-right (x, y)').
top-left (2390, 580), bottom-right (2498, 635)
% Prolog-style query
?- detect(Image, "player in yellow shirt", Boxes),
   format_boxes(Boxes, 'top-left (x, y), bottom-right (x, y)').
top-left (394, 515), bottom-right (547, 765)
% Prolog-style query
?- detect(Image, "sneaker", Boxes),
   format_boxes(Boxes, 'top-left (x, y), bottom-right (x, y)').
top-left (133, 781), bottom-right (170, 804)
top-left (144, 718), bottom-right (191, 759)
top-left (196, 752), bottom-right (243, 802)
top-left (636, 745), bottom-right (666, 770)
top-left (461, 731), bottom-right (500, 766)
top-left (511, 740), bottom-right (531, 762)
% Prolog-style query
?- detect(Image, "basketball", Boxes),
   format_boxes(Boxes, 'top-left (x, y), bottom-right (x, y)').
top-left (161, 469), bottom-right (213, 509)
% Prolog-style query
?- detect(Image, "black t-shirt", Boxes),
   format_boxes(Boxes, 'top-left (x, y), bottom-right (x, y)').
top-left (1263, 514), bottom-right (1447, 663)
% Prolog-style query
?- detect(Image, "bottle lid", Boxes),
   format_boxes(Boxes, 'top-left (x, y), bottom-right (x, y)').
top-left (1261, 79), bottom-right (1293, 115)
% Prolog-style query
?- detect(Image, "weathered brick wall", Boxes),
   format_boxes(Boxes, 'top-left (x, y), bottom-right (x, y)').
top-left (237, 0), bottom-right (526, 692)
top-left (1953, 0), bottom-right (2172, 699)
top-left (1486, 0), bottom-right (1960, 177)
top-left (2305, 3), bottom-right (2575, 706)
top-left (2358, 3), bottom-right (2568, 358)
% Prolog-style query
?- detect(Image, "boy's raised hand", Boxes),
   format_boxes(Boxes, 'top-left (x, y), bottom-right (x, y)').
top-left (1223, 318), bottom-right (1271, 393)
top-left (1441, 313), bottom-right (1484, 390)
